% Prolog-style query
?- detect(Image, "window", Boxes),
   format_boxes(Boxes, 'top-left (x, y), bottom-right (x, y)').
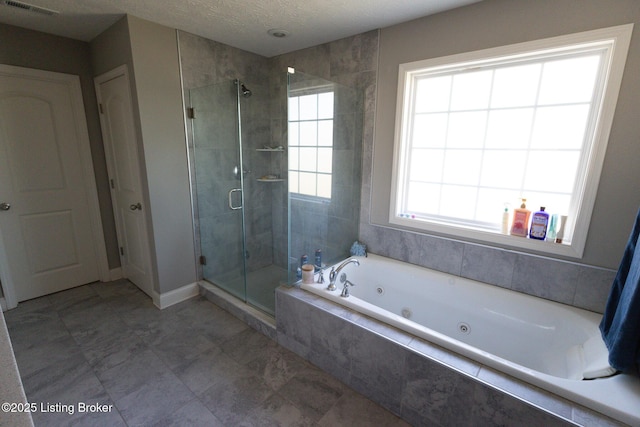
top-left (391, 25), bottom-right (632, 258)
top-left (288, 91), bottom-right (334, 199)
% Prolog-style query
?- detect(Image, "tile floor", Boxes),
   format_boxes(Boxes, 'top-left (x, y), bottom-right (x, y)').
top-left (4, 279), bottom-right (410, 426)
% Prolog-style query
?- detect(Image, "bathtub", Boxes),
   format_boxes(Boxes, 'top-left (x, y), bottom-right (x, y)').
top-left (301, 254), bottom-right (640, 426)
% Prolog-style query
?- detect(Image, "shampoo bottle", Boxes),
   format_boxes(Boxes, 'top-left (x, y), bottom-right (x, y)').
top-left (510, 198), bottom-right (531, 237)
top-left (529, 207), bottom-right (549, 240)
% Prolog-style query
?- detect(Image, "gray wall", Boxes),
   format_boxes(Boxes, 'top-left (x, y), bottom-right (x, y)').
top-left (0, 23), bottom-right (120, 269)
top-left (371, 0), bottom-right (640, 269)
top-left (128, 16), bottom-right (196, 293)
top-left (92, 16), bottom-right (196, 294)
top-left (361, 0), bottom-right (640, 313)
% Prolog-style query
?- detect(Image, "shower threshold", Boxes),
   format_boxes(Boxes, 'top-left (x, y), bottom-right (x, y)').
top-left (199, 265), bottom-right (284, 340)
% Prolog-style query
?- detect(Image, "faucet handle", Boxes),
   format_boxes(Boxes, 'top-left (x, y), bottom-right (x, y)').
top-left (340, 280), bottom-right (355, 298)
top-left (317, 269), bottom-right (325, 284)
top-left (327, 267), bottom-right (337, 291)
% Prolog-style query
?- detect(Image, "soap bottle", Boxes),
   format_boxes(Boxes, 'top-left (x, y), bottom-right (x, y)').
top-left (529, 207), bottom-right (549, 240)
top-left (510, 198), bottom-right (531, 237)
top-left (501, 204), bottom-right (510, 234)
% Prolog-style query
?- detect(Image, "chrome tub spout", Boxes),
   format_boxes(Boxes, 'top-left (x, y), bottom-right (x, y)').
top-left (327, 258), bottom-right (360, 291)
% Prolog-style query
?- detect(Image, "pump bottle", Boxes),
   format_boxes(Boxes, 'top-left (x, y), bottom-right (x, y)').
top-left (510, 198), bottom-right (531, 237)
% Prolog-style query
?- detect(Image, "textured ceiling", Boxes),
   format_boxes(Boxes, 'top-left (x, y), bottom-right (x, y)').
top-left (0, 0), bottom-right (480, 57)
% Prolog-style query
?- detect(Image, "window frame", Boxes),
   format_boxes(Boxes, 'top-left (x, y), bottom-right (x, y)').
top-left (389, 24), bottom-right (633, 259)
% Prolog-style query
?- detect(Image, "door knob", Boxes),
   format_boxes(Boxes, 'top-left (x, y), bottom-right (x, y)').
top-left (233, 165), bottom-right (250, 179)
top-left (0, 202), bottom-right (10, 211)
top-left (129, 203), bottom-right (142, 211)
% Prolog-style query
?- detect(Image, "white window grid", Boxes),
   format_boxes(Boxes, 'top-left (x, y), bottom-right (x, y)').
top-left (401, 51), bottom-right (604, 233)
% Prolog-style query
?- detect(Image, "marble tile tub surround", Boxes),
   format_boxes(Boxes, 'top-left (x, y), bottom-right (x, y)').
top-left (358, 224), bottom-right (617, 314)
top-left (276, 286), bottom-right (625, 427)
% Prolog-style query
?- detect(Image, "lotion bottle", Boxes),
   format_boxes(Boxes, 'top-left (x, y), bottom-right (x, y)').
top-left (510, 198), bottom-right (531, 237)
top-left (529, 207), bottom-right (549, 240)
top-left (501, 204), bottom-right (510, 234)
top-left (555, 215), bottom-right (568, 243)
top-left (546, 214), bottom-right (558, 242)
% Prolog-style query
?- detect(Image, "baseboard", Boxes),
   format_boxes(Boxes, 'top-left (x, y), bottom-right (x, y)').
top-left (152, 282), bottom-right (199, 309)
top-left (109, 267), bottom-right (123, 281)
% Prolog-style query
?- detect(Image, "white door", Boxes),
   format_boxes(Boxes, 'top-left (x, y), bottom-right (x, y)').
top-left (0, 65), bottom-right (108, 304)
top-left (95, 66), bottom-right (153, 297)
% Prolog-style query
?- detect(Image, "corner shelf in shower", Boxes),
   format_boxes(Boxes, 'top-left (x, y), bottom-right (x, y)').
top-left (257, 178), bottom-right (284, 182)
top-left (256, 148), bottom-right (284, 181)
top-left (256, 147), bottom-right (285, 152)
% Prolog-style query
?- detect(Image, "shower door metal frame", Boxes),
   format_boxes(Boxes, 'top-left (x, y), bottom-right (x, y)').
top-left (233, 78), bottom-right (249, 301)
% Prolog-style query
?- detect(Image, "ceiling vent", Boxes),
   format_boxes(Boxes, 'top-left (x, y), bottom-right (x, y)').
top-left (2, 0), bottom-right (59, 16)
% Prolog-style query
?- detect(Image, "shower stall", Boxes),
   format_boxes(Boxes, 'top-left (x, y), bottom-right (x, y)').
top-left (187, 70), bottom-right (362, 317)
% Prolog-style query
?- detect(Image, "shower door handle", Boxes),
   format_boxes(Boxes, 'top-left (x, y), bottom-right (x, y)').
top-left (228, 188), bottom-right (243, 210)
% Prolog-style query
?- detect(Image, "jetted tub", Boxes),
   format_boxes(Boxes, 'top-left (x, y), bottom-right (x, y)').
top-left (301, 253), bottom-right (640, 425)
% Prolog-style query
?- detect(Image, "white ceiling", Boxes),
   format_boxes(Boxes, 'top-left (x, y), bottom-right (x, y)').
top-left (0, 0), bottom-right (480, 57)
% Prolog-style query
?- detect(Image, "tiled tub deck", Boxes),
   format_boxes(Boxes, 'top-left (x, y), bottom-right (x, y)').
top-left (275, 286), bottom-right (625, 427)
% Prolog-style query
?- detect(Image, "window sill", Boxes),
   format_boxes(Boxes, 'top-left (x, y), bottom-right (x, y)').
top-left (389, 216), bottom-right (582, 259)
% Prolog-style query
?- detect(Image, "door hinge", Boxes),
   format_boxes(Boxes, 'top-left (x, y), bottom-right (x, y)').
top-left (110, 178), bottom-right (115, 189)
top-left (99, 103), bottom-right (104, 114)
top-left (199, 255), bottom-right (207, 265)
top-left (120, 246), bottom-right (124, 256)
top-left (187, 107), bottom-right (195, 119)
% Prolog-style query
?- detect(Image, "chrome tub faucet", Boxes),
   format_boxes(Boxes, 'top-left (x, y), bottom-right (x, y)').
top-left (327, 258), bottom-right (360, 291)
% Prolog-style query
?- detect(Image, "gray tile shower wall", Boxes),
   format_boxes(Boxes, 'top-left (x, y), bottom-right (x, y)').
top-left (269, 32), bottom-right (376, 269)
top-left (178, 31), bottom-right (280, 274)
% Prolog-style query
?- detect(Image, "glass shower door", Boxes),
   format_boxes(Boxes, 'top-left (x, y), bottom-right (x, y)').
top-left (190, 80), bottom-right (247, 300)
